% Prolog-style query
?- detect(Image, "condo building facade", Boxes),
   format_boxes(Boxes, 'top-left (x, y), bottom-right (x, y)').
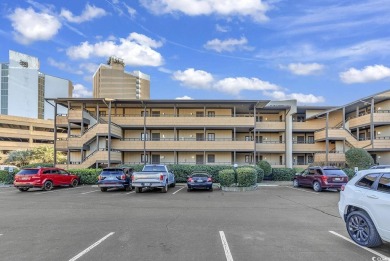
top-left (0, 50), bottom-right (73, 120)
top-left (51, 90), bottom-right (390, 169)
top-left (93, 56), bottom-right (150, 100)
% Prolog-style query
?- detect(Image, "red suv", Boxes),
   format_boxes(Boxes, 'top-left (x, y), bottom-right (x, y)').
top-left (293, 166), bottom-right (348, 192)
top-left (14, 167), bottom-right (79, 192)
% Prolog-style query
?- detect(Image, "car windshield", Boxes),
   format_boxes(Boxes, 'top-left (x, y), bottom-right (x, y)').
top-left (17, 169), bottom-right (39, 175)
top-left (323, 169), bottom-right (346, 176)
top-left (192, 174), bottom-right (208, 178)
top-left (100, 169), bottom-right (124, 176)
top-left (143, 166), bottom-right (166, 172)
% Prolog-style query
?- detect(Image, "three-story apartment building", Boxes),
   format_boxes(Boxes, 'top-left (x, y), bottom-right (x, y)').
top-left (50, 90), bottom-right (390, 169)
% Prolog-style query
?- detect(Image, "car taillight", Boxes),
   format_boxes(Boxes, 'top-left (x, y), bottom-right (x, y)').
top-left (207, 178), bottom-right (212, 182)
top-left (160, 174), bottom-right (164, 181)
top-left (188, 178), bottom-right (193, 182)
top-left (121, 175), bottom-right (126, 180)
top-left (341, 184), bottom-right (345, 191)
top-left (321, 175), bottom-right (328, 182)
top-left (131, 175), bottom-right (135, 181)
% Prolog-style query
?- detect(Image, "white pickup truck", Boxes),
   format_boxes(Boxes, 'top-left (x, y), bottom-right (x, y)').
top-left (132, 164), bottom-right (176, 193)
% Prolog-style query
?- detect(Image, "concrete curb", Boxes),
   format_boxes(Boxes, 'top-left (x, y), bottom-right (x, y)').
top-left (220, 184), bottom-right (258, 192)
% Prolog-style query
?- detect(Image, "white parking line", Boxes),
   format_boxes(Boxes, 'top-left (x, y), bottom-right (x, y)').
top-left (329, 231), bottom-right (389, 260)
top-left (219, 231), bottom-right (234, 261)
top-left (34, 186), bottom-right (84, 195)
top-left (283, 186), bottom-right (319, 195)
top-left (126, 191), bottom-right (135, 195)
top-left (80, 190), bottom-right (100, 195)
top-left (69, 232), bottom-right (114, 261)
top-left (172, 186), bottom-right (185, 195)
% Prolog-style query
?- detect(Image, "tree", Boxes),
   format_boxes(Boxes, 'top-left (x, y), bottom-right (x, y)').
top-left (257, 160), bottom-right (272, 177)
top-left (345, 148), bottom-right (374, 170)
top-left (5, 150), bottom-right (33, 167)
top-left (30, 146), bottom-right (66, 164)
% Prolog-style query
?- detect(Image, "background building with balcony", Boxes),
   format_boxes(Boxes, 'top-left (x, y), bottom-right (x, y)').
top-left (0, 50), bottom-right (73, 120)
top-left (50, 90), bottom-right (390, 169)
top-left (93, 56), bottom-right (150, 100)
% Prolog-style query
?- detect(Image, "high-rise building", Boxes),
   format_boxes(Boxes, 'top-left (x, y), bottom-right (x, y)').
top-left (93, 56), bottom-right (150, 100)
top-left (0, 50), bottom-right (73, 119)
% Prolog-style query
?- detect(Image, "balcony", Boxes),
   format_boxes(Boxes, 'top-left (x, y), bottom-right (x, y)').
top-left (292, 121), bottom-right (325, 131)
top-left (314, 152), bottom-right (346, 163)
top-left (56, 139), bottom-right (68, 151)
top-left (56, 150), bottom-right (121, 169)
top-left (56, 114), bottom-right (68, 126)
top-left (256, 121), bottom-right (285, 131)
top-left (67, 124), bottom-right (122, 149)
top-left (68, 110), bottom-right (83, 122)
top-left (293, 142), bottom-right (325, 152)
top-left (256, 142), bottom-right (285, 152)
top-left (315, 128), bottom-right (371, 148)
top-left (348, 111), bottom-right (390, 129)
top-left (112, 138), bottom-right (254, 151)
top-left (108, 114), bottom-right (254, 128)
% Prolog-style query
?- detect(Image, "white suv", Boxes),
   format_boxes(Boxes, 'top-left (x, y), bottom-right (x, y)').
top-left (338, 169), bottom-right (390, 247)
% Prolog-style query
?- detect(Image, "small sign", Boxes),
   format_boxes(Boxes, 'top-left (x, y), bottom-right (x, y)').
top-left (354, 167), bottom-right (358, 172)
top-left (8, 167), bottom-right (14, 173)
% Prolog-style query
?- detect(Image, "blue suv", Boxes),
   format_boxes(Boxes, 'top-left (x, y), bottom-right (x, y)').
top-left (98, 168), bottom-right (133, 192)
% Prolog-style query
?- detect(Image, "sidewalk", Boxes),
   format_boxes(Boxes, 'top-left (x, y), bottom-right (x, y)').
top-left (259, 180), bottom-right (292, 186)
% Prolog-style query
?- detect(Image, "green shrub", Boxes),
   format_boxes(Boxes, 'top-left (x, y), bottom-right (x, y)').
top-left (167, 164), bottom-right (230, 183)
top-left (0, 170), bottom-right (17, 184)
top-left (272, 168), bottom-right (296, 181)
top-left (68, 168), bottom-right (102, 185)
top-left (254, 166), bottom-right (264, 183)
top-left (345, 148), bottom-right (374, 170)
top-left (257, 160), bottom-right (272, 176)
top-left (237, 167), bottom-right (257, 187)
top-left (219, 169), bottom-right (235, 187)
top-left (21, 163), bottom-right (54, 168)
top-left (342, 168), bottom-right (356, 179)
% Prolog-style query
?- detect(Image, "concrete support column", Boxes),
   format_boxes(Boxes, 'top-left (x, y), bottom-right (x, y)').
top-left (370, 98), bottom-right (375, 142)
top-left (54, 102), bottom-right (57, 166)
top-left (285, 109), bottom-right (293, 168)
top-left (326, 112), bottom-right (329, 165)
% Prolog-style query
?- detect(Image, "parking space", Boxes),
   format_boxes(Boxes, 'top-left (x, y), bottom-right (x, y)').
top-left (0, 184), bottom-right (389, 261)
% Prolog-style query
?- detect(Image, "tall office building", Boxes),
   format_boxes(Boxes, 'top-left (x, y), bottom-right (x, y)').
top-left (93, 56), bottom-right (150, 99)
top-left (0, 50), bottom-right (73, 119)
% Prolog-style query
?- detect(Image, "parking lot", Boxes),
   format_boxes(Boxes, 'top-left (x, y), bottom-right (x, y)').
top-left (0, 184), bottom-right (389, 261)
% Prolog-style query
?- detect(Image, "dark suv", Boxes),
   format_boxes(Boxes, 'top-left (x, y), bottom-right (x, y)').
top-left (293, 166), bottom-right (348, 192)
top-left (97, 167), bottom-right (133, 192)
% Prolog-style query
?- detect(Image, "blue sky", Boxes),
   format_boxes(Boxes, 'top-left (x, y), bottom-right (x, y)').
top-left (1, 0), bottom-right (390, 105)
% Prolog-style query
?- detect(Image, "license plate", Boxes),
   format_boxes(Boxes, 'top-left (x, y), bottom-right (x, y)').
top-left (21, 177), bottom-right (29, 180)
top-left (334, 178), bottom-right (342, 181)
top-left (197, 180), bottom-right (203, 182)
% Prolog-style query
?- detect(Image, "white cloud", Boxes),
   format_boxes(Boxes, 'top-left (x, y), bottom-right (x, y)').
top-left (158, 67), bottom-right (173, 74)
top-left (72, 84), bottom-right (92, 98)
top-left (123, 3), bottom-right (137, 18)
top-left (140, 0), bottom-right (270, 22)
top-left (216, 24), bottom-right (229, 32)
top-left (61, 4), bottom-right (107, 23)
top-left (172, 68), bottom-right (214, 88)
top-left (79, 63), bottom-right (99, 74)
top-left (8, 7), bottom-right (61, 44)
top-left (172, 68), bottom-right (324, 103)
top-left (264, 91), bottom-right (325, 103)
top-left (176, 96), bottom-right (193, 100)
top-left (47, 57), bottom-right (83, 74)
top-left (204, 37), bottom-right (252, 53)
top-left (66, 33), bottom-right (164, 67)
top-left (284, 63), bottom-right (324, 75)
top-left (340, 65), bottom-right (390, 84)
top-left (214, 77), bottom-right (279, 95)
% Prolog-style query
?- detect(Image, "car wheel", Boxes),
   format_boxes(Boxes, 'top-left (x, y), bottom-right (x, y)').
top-left (187, 188), bottom-right (191, 192)
top-left (100, 187), bottom-right (107, 192)
top-left (135, 187), bottom-right (142, 193)
top-left (18, 188), bottom-right (29, 192)
top-left (71, 179), bottom-right (79, 187)
top-left (125, 186), bottom-right (131, 191)
top-left (43, 181), bottom-right (53, 191)
top-left (346, 211), bottom-right (383, 247)
top-left (313, 181), bottom-right (322, 192)
top-left (293, 179), bottom-right (300, 187)
top-left (161, 183), bottom-right (168, 193)
top-left (170, 181), bottom-right (176, 188)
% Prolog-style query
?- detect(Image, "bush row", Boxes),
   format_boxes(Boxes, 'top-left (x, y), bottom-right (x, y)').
top-left (0, 171), bottom-right (15, 184)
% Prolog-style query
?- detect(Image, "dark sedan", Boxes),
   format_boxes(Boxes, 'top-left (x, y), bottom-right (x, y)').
top-left (187, 172), bottom-right (213, 191)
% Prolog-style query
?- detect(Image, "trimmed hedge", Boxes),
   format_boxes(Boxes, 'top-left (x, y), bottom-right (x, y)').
top-left (236, 167), bottom-right (257, 187)
top-left (272, 168), bottom-right (296, 181)
top-left (342, 168), bottom-right (356, 179)
top-left (257, 160), bottom-right (272, 177)
top-left (0, 170), bottom-right (16, 184)
top-left (219, 169), bottom-right (235, 187)
top-left (68, 169), bottom-right (102, 185)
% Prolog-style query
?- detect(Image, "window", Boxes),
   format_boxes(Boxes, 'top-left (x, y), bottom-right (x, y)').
top-left (245, 136), bottom-right (252, 141)
top-left (245, 155), bottom-right (252, 163)
top-left (307, 136), bottom-right (314, 144)
top-left (151, 133), bottom-right (160, 141)
top-left (141, 133), bottom-right (148, 141)
top-left (377, 174), bottom-right (390, 193)
top-left (297, 136), bottom-right (305, 144)
top-left (207, 154), bottom-right (215, 163)
top-left (207, 133), bottom-right (215, 141)
top-left (141, 154), bottom-right (148, 163)
top-left (356, 174), bottom-right (380, 189)
top-left (207, 111), bottom-right (215, 117)
top-left (308, 155), bottom-right (314, 163)
top-left (279, 156), bottom-right (283, 165)
top-left (256, 136), bottom-right (263, 143)
top-left (141, 111), bottom-right (149, 117)
top-left (151, 111), bottom-right (160, 117)
top-left (196, 133), bottom-right (204, 141)
top-left (196, 111), bottom-right (204, 117)
top-left (257, 116), bottom-right (263, 122)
